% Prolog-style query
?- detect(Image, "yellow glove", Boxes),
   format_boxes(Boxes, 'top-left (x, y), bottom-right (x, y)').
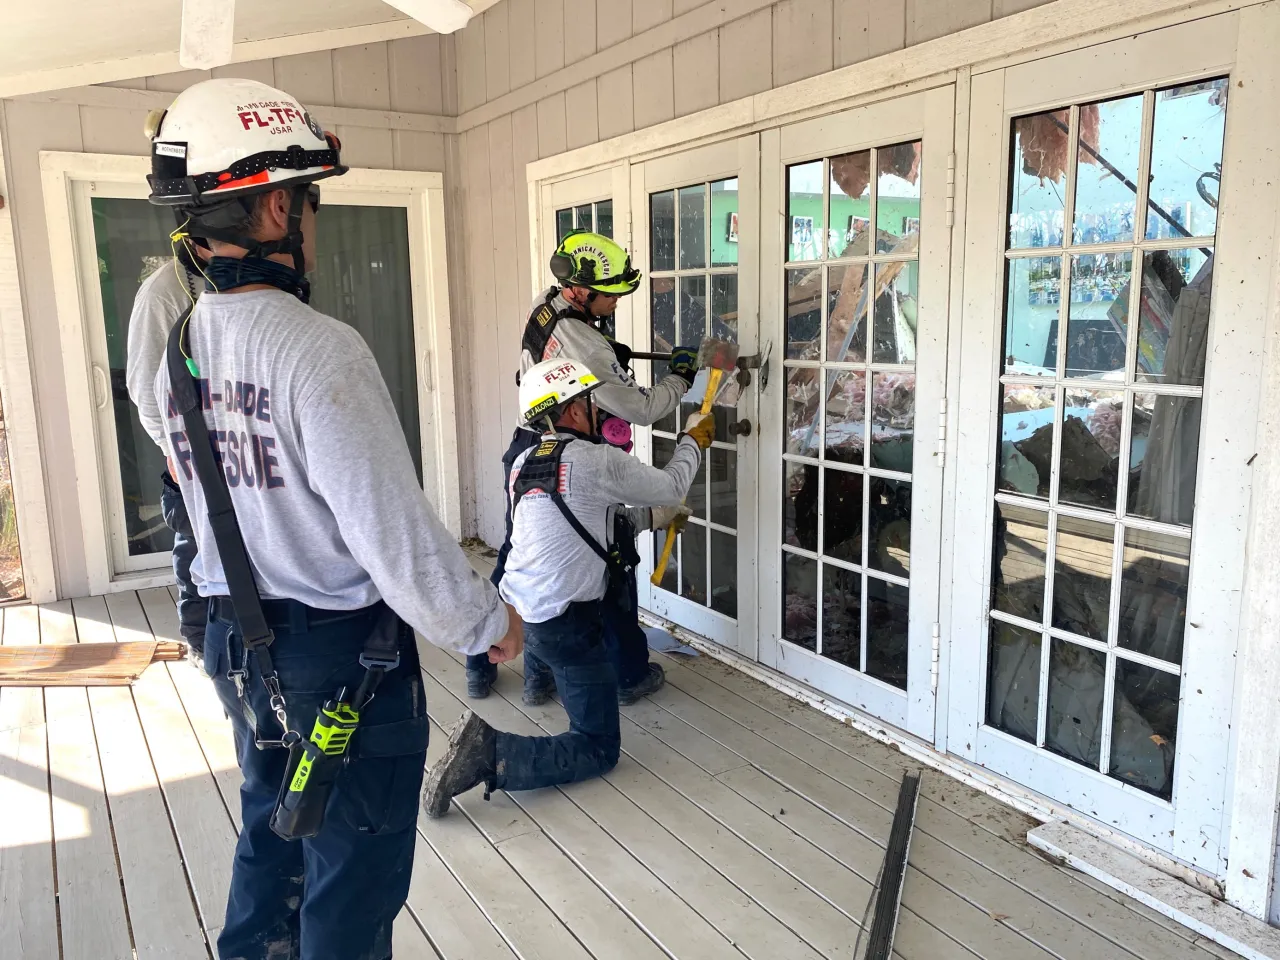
top-left (681, 412), bottom-right (716, 450)
top-left (651, 504), bottom-right (692, 532)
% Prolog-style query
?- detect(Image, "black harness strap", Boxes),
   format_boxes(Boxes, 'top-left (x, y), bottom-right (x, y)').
top-left (520, 287), bottom-right (595, 369)
top-left (512, 438), bottom-right (612, 566)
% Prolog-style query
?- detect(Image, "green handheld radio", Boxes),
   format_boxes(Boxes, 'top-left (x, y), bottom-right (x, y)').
top-left (270, 695), bottom-right (362, 840)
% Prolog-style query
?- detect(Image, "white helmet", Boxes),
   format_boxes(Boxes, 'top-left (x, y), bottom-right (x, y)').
top-left (519, 358), bottom-right (601, 426)
top-left (147, 78), bottom-right (345, 207)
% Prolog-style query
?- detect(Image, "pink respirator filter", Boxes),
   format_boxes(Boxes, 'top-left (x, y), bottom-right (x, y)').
top-left (601, 417), bottom-right (634, 453)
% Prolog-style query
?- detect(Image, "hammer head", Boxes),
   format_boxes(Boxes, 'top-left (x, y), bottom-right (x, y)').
top-left (697, 337), bottom-right (740, 372)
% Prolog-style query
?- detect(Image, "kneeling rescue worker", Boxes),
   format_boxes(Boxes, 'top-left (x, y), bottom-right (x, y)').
top-left (467, 229), bottom-right (701, 707)
top-left (424, 358), bottom-right (714, 816)
top-left (145, 77), bottom-right (522, 960)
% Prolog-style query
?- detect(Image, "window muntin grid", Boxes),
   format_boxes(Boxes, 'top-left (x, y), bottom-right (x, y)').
top-left (648, 179), bottom-right (740, 619)
top-left (985, 79), bottom-right (1228, 802)
top-left (780, 142), bottom-right (922, 691)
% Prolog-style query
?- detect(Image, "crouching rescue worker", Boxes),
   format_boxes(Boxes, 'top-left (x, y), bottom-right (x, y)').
top-left (425, 358), bottom-right (714, 816)
top-left (145, 77), bottom-right (523, 960)
top-left (467, 229), bottom-right (700, 707)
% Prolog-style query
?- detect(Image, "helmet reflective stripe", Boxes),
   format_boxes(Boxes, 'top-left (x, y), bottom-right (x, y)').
top-left (519, 359), bottom-right (601, 424)
top-left (146, 78), bottom-right (346, 208)
top-left (550, 230), bottom-right (641, 296)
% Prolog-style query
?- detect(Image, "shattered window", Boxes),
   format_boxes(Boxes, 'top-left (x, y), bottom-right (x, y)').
top-left (986, 79), bottom-right (1227, 801)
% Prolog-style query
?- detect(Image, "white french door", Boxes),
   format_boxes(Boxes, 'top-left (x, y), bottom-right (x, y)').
top-left (756, 89), bottom-right (955, 741)
top-left (947, 13), bottom-right (1255, 872)
top-left (630, 137), bottom-right (761, 656)
top-left (46, 158), bottom-right (458, 594)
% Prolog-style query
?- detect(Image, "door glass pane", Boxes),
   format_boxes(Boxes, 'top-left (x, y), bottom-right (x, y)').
top-left (1004, 256), bottom-right (1061, 376)
top-left (992, 503), bottom-right (1049, 622)
top-left (678, 184), bottom-right (706, 269)
top-left (310, 205), bottom-right (420, 481)
top-left (786, 161), bottom-right (823, 261)
top-left (1051, 515), bottom-right (1113, 642)
top-left (999, 384), bottom-right (1055, 499)
top-left (987, 621), bottom-right (1041, 743)
top-left (822, 468), bottom-right (863, 564)
top-left (1064, 252), bottom-right (1131, 379)
top-left (711, 179), bottom-right (739, 266)
top-left (875, 142), bottom-right (922, 255)
top-left (1118, 528), bottom-right (1190, 663)
top-left (866, 577), bottom-right (908, 689)
top-left (711, 275), bottom-right (738, 345)
top-left (681, 521), bottom-right (707, 604)
top-left (709, 448), bottom-right (736, 527)
top-left (829, 151), bottom-right (870, 258)
top-left (595, 200), bottom-right (614, 239)
top-left (1136, 248), bottom-right (1212, 386)
top-left (651, 191), bottom-right (676, 271)
top-left (1128, 393), bottom-right (1202, 527)
top-left (1009, 108), bottom-right (1069, 248)
top-left (678, 275), bottom-right (707, 347)
top-left (870, 373), bottom-right (914, 472)
top-left (821, 563), bottom-right (861, 669)
top-left (784, 461), bottom-right (818, 551)
top-left (824, 371), bottom-right (865, 465)
top-left (872, 261), bottom-right (918, 364)
top-left (1145, 79), bottom-right (1228, 241)
top-left (1110, 658), bottom-right (1179, 799)
top-left (785, 367), bottom-right (821, 457)
top-left (868, 477), bottom-right (910, 578)
top-left (1073, 95), bottom-right (1143, 244)
top-left (1058, 388), bottom-right (1123, 511)
top-left (651, 277), bottom-right (677, 354)
top-left (556, 207), bottom-right (574, 241)
top-left (710, 530), bottom-right (737, 617)
top-left (652, 531), bottom-right (678, 592)
top-left (827, 264), bottom-right (868, 363)
top-left (0, 394), bottom-right (26, 600)
top-left (573, 204), bottom-right (593, 230)
top-left (782, 552), bottom-right (818, 650)
top-left (786, 267), bottom-right (822, 360)
top-left (1045, 638), bottom-right (1106, 768)
top-left (91, 197), bottom-right (182, 558)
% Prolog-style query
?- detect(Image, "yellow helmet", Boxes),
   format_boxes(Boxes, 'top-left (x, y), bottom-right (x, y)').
top-left (549, 230), bottom-right (641, 295)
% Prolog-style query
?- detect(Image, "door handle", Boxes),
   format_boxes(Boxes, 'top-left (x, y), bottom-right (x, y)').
top-left (421, 349), bottom-right (434, 393)
top-left (92, 363), bottom-right (109, 410)
top-left (728, 418), bottom-right (752, 438)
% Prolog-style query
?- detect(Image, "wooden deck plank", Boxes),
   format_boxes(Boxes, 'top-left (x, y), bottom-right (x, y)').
top-left (105, 591), bottom-right (238, 944)
top-left (392, 909), bottom-right (441, 960)
top-left (502, 652), bottom-right (1029, 960)
top-left (72, 595), bottom-right (209, 959)
top-left (419, 643), bottom-right (828, 960)
top-left (39, 599), bottom-right (135, 959)
top-left (656, 651), bottom-right (1226, 960)
top-left (146, 587), bottom-right (243, 828)
top-left (0, 606), bottom-right (60, 960)
top-left (423, 668), bottom-right (750, 960)
top-left (404, 819), bottom-right (520, 960)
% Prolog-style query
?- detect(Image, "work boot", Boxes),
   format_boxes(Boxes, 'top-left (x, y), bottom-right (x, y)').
top-left (522, 676), bottom-right (556, 707)
top-left (618, 662), bottom-right (665, 706)
top-left (423, 710), bottom-right (497, 819)
top-left (466, 660), bottom-right (497, 699)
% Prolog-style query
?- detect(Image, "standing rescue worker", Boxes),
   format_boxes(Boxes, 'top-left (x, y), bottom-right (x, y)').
top-left (126, 237), bottom-right (209, 653)
top-left (146, 77), bottom-right (522, 960)
top-left (466, 230), bottom-right (700, 706)
top-left (425, 358), bottom-right (713, 816)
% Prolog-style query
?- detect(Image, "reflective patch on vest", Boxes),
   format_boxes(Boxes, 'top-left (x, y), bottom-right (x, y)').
top-left (534, 304), bottom-right (556, 327)
top-left (544, 333), bottom-right (561, 360)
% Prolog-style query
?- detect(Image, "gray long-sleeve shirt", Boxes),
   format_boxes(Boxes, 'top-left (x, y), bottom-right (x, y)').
top-left (155, 287), bottom-right (508, 657)
top-left (520, 287), bottom-right (688, 427)
top-left (499, 433), bottom-right (701, 623)
top-left (127, 260), bottom-right (200, 448)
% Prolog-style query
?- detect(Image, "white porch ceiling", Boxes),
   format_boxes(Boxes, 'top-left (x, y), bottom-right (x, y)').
top-left (0, 0), bottom-right (497, 98)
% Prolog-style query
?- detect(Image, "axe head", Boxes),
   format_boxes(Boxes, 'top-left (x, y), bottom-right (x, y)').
top-left (697, 337), bottom-right (740, 372)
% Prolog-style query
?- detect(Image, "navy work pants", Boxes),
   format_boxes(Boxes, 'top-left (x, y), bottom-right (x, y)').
top-left (494, 600), bottom-right (620, 790)
top-left (204, 600), bottom-right (428, 960)
top-left (160, 471), bottom-right (209, 653)
top-left (468, 427), bottom-right (651, 690)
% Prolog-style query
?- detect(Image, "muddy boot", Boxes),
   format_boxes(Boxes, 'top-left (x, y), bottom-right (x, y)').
top-left (423, 710), bottom-right (497, 819)
top-left (522, 672), bottom-right (556, 707)
top-left (618, 662), bottom-right (665, 706)
top-left (466, 660), bottom-right (497, 699)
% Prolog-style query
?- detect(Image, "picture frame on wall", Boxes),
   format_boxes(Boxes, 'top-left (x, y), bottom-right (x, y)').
top-left (727, 211), bottom-right (739, 243)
